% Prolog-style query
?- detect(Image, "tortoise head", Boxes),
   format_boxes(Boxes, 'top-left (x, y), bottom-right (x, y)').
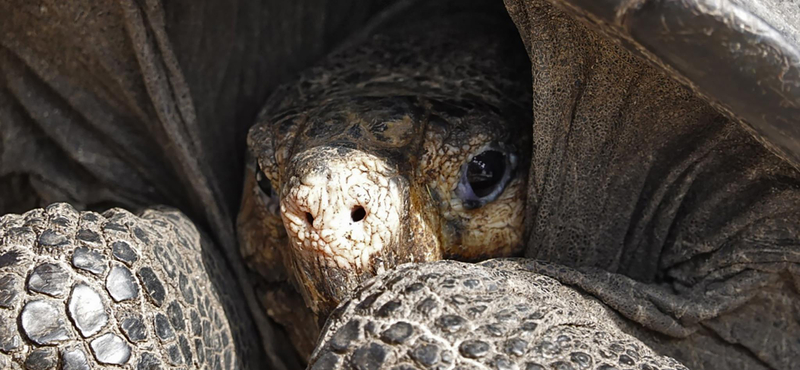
top-left (242, 96), bottom-right (529, 315)
top-left (237, 8), bottom-right (531, 324)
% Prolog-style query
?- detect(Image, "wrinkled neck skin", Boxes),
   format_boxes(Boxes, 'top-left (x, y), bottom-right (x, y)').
top-left (505, 4), bottom-right (800, 368)
top-left (238, 0), bottom-right (531, 358)
top-left (513, 4), bottom-right (800, 282)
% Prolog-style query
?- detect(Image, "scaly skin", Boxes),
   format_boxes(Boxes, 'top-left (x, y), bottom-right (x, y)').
top-left (0, 203), bottom-right (262, 369)
top-left (238, 1), bottom-right (532, 357)
top-left (309, 260), bottom-right (689, 370)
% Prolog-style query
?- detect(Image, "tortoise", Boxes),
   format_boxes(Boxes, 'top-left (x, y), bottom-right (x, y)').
top-left (0, 0), bottom-right (799, 370)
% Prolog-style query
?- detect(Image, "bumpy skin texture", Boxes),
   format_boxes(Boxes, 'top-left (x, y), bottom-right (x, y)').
top-left (0, 203), bottom-right (262, 369)
top-left (310, 260), bottom-right (689, 370)
top-left (238, 0), bottom-right (532, 357)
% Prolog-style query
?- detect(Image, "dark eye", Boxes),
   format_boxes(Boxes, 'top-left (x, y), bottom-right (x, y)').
top-left (466, 151), bottom-right (506, 197)
top-left (255, 168), bottom-right (274, 197)
top-left (455, 147), bottom-right (517, 209)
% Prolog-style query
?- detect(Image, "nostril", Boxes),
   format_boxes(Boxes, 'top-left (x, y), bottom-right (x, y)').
top-left (351, 206), bottom-right (366, 222)
top-left (305, 212), bottom-right (314, 225)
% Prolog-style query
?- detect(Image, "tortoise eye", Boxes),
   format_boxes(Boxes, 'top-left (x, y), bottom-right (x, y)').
top-left (255, 168), bottom-right (274, 198)
top-left (466, 150), bottom-right (506, 198)
top-left (456, 146), bottom-right (517, 210)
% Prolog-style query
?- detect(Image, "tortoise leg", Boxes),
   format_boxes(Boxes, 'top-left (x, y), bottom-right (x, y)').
top-left (0, 203), bottom-right (265, 369)
top-left (309, 260), bottom-right (689, 370)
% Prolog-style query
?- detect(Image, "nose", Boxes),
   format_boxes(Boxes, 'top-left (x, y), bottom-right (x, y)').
top-left (280, 147), bottom-right (402, 272)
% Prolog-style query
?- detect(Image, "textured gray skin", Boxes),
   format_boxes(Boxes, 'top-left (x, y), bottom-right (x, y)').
top-left (309, 260), bottom-right (688, 370)
top-left (503, 2), bottom-right (800, 369)
top-left (0, 203), bottom-right (261, 369)
top-left (539, 0), bottom-right (800, 170)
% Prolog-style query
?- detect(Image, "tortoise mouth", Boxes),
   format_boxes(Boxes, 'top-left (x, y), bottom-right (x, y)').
top-left (287, 250), bottom-right (381, 317)
top-left (277, 146), bottom-right (407, 315)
